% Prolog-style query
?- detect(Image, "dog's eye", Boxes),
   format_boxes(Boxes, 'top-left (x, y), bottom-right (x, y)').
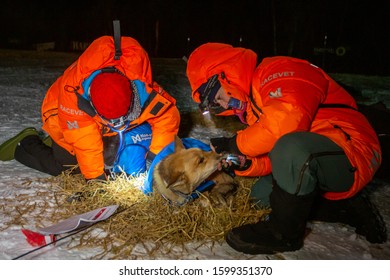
top-left (198, 157), bottom-right (204, 164)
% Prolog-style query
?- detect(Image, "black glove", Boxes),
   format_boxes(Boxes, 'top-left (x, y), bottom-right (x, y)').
top-left (210, 135), bottom-right (241, 154)
top-left (104, 168), bottom-right (117, 180)
top-left (87, 172), bottom-right (108, 181)
top-left (66, 188), bottom-right (106, 203)
top-left (222, 154), bottom-right (252, 174)
top-left (69, 173), bottom-right (107, 202)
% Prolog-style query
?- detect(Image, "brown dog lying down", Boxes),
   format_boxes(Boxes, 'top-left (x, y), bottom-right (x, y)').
top-left (153, 136), bottom-right (237, 206)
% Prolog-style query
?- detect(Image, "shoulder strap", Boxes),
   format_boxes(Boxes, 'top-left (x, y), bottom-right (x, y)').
top-left (113, 20), bottom-right (122, 60)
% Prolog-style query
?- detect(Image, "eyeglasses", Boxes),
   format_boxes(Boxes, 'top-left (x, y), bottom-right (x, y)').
top-left (102, 114), bottom-right (130, 130)
top-left (198, 74), bottom-right (221, 114)
top-left (90, 101), bottom-right (131, 131)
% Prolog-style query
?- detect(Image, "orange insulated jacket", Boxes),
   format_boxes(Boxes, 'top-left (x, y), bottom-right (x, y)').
top-left (41, 36), bottom-right (180, 179)
top-left (187, 44), bottom-right (381, 200)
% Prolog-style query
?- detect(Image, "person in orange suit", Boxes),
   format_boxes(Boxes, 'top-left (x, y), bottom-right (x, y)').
top-left (186, 43), bottom-right (386, 254)
top-left (0, 36), bottom-right (180, 181)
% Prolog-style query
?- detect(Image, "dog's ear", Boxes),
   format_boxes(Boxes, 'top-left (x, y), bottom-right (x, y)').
top-left (165, 170), bottom-right (186, 187)
top-left (167, 172), bottom-right (191, 193)
top-left (173, 135), bottom-right (185, 152)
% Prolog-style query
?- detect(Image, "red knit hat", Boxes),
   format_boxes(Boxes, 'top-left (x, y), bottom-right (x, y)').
top-left (90, 73), bottom-right (132, 119)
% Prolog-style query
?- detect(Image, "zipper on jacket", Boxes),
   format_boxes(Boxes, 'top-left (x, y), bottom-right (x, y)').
top-left (333, 125), bottom-right (351, 140)
top-left (295, 150), bottom-right (349, 195)
top-left (249, 91), bottom-right (262, 120)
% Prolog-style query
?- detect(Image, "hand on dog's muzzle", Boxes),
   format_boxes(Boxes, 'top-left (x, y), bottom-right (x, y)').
top-left (221, 154), bottom-right (252, 174)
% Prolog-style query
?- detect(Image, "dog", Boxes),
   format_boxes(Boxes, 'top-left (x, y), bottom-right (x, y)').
top-left (152, 136), bottom-right (237, 207)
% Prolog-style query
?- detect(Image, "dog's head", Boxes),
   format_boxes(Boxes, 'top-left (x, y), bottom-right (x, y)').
top-left (153, 136), bottom-right (223, 205)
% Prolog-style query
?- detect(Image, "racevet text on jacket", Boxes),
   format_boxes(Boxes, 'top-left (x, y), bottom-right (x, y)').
top-left (260, 71), bottom-right (295, 87)
top-left (59, 104), bottom-right (85, 116)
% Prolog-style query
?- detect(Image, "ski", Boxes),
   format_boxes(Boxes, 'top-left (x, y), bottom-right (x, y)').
top-left (14, 205), bottom-right (119, 259)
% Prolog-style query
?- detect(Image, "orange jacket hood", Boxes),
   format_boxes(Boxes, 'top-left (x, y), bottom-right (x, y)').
top-left (71, 36), bottom-right (153, 94)
top-left (186, 43), bottom-right (257, 105)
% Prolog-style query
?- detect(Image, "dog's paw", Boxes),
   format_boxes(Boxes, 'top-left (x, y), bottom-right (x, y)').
top-left (208, 182), bottom-right (238, 208)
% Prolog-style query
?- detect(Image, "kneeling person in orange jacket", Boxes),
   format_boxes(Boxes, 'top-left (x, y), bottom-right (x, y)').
top-left (186, 43), bottom-right (386, 254)
top-left (0, 36), bottom-right (180, 181)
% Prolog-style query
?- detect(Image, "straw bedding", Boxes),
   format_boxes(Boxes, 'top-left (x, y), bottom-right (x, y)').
top-left (5, 169), bottom-right (269, 259)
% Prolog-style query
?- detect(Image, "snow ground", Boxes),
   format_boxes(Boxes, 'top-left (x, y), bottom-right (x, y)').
top-left (0, 50), bottom-right (389, 266)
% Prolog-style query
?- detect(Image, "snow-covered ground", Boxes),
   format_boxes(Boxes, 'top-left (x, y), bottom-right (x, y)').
top-left (0, 50), bottom-right (389, 271)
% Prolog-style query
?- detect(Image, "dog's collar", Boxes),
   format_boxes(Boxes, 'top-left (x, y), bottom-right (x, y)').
top-left (165, 181), bottom-right (216, 207)
top-left (153, 167), bottom-right (190, 206)
top-left (161, 192), bottom-right (194, 207)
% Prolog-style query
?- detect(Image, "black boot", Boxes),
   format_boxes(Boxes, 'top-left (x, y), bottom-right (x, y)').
top-left (309, 190), bottom-right (387, 243)
top-left (226, 184), bottom-right (316, 254)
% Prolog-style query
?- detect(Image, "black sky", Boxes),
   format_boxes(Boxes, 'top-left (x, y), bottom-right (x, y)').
top-left (0, 0), bottom-right (389, 75)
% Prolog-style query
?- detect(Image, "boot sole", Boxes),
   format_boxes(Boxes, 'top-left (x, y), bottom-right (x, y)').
top-left (226, 231), bottom-right (302, 255)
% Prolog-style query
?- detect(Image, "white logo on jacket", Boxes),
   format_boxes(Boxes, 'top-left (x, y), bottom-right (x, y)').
top-left (269, 88), bottom-right (282, 98)
top-left (67, 120), bottom-right (79, 130)
top-left (131, 133), bottom-right (152, 144)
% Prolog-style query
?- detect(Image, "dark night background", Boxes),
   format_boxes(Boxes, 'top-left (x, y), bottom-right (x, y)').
top-left (0, 0), bottom-right (389, 75)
